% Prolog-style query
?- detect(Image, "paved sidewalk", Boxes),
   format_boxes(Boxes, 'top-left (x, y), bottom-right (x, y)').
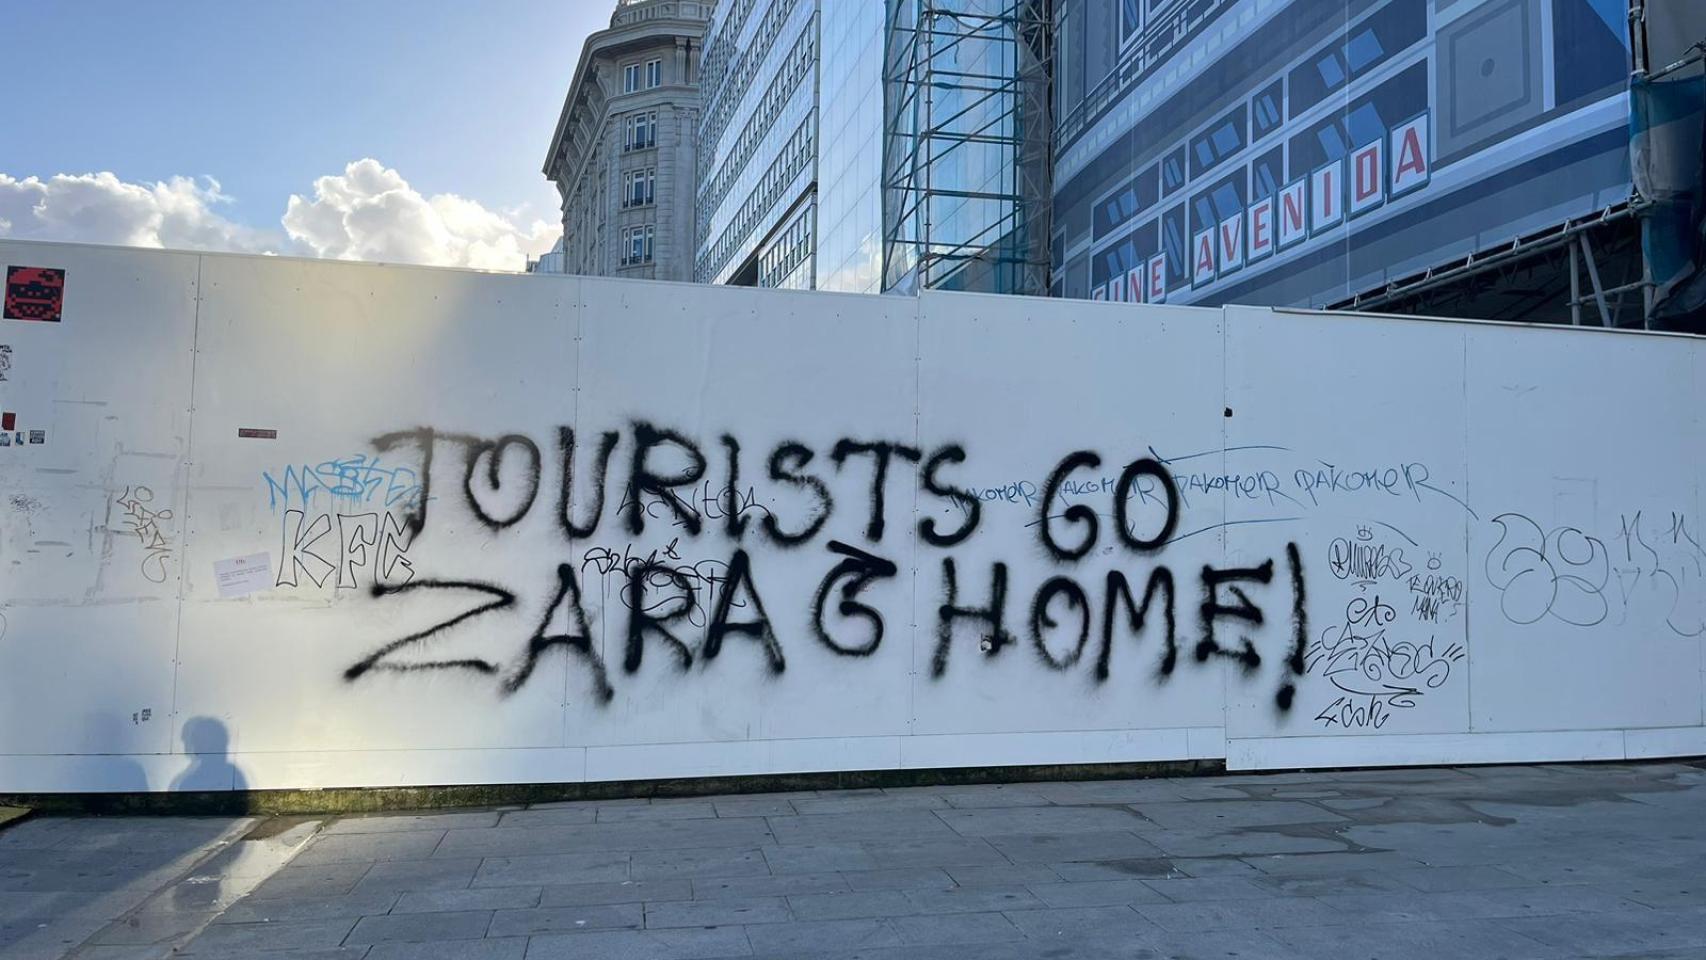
top-left (0, 815), bottom-right (248, 960)
top-left (3, 761), bottom-right (1704, 959)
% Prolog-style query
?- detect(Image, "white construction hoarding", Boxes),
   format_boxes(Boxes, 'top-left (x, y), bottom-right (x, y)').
top-left (0, 240), bottom-right (1701, 794)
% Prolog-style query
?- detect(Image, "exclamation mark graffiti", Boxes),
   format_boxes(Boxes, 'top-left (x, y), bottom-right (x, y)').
top-left (1276, 541), bottom-right (1307, 710)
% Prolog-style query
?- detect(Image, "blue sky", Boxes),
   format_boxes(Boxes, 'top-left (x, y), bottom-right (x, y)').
top-left (3, 1), bottom-right (611, 267)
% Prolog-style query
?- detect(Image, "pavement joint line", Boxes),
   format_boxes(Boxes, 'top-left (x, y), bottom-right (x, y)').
top-left (35, 815), bottom-right (259, 960)
top-left (62, 815), bottom-right (327, 959)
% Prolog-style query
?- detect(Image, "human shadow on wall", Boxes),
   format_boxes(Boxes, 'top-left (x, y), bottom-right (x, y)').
top-left (169, 717), bottom-right (247, 794)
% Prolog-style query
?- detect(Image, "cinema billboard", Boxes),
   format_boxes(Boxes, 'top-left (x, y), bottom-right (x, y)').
top-left (1053, 0), bottom-right (1634, 307)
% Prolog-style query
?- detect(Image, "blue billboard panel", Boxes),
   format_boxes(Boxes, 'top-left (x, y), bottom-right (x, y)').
top-left (1053, 0), bottom-right (1633, 307)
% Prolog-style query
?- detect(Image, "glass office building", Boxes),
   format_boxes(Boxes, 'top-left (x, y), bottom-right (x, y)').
top-left (1053, 0), bottom-right (1634, 308)
top-left (815, 2), bottom-right (887, 293)
top-left (696, 0), bottom-right (824, 289)
top-left (694, 0), bottom-right (1049, 296)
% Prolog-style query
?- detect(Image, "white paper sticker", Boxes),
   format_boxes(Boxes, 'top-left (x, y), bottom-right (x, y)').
top-left (214, 552), bottom-right (272, 598)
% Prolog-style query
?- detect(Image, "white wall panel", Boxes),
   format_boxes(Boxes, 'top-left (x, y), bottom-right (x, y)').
top-left (1222, 306), bottom-right (1473, 745)
top-left (0, 243), bottom-right (198, 764)
top-left (1462, 323), bottom-right (1704, 734)
top-left (0, 239), bottom-right (1701, 793)
top-left (570, 279), bottom-right (922, 750)
top-left (175, 255), bottom-right (579, 757)
top-left (910, 292), bottom-right (1228, 740)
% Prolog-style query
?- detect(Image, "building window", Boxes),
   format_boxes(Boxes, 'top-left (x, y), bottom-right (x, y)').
top-left (1119, 0), bottom-right (1142, 47)
top-left (1251, 80), bottom-right (1284, 142)
top-left (624, 63), bottom-right (642, 93)
top-left (623, 168), bottom-right (656, 208)
top-left (759, 203), bottom-right (815, 289)
top-left (622, 224), bottom-right (655, 265)
top-left (646, 58), bottom-right (662, 88)
top-left (625, 111), bottom-right (657, 151)
top-left (1189, 104), bottom-right (1248, 179)
top-left (694, 19), bottom-right (817, 225)
top-left (695, 108), bottom-right (819, 282)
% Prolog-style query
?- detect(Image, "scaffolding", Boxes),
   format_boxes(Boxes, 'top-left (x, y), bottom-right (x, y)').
top-left (881, 0), bottom-right (1052, 296)
top-left (1329, 202), bottom-right (1651, 327)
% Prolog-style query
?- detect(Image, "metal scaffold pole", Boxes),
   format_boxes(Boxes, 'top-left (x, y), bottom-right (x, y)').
top-left (881, 0), bottom-right (1052, 296)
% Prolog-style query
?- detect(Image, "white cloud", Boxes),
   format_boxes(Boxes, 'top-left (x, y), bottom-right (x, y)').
top-left (282, 159), bottom-right (558, 271)
top-left (0, 172), bottom-right (281, 254)
top-left (0, 160), bottom-right (558, 272)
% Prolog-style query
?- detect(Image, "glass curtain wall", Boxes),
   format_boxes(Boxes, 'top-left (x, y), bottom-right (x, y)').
top-left (883, 0), bottom-right (1052, 295)
top-left (816, 2), bottom-right (887, 293)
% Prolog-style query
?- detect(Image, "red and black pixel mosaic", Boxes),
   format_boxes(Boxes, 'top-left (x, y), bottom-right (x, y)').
top-left (5, 266), bottom-right (66, 322)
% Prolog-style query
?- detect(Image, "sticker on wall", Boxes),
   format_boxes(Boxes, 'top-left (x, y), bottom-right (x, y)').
top-left (237, 427), bottom-right (278, 440)
top-left (0, 344), bottom-right (11, 380)
top-left (214, 552), bottom-right (273, 598)
top-left (0, 433), bottom-right (9, 447)
top-left (27, 429), bottom-right (44, 445)
top-left (0, 412), bottom-right (13, 431)
top-left (4, 267), bottom-right (66, 322)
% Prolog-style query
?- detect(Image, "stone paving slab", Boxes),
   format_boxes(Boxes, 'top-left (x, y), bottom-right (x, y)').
top-left (0, 816), bottom-right (250, 960)
top-left (4, 759), bottom-right (1703, 958)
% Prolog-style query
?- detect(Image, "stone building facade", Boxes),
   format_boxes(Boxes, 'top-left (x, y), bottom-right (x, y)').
top-left (543, 0), bottom-right (712, 281)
